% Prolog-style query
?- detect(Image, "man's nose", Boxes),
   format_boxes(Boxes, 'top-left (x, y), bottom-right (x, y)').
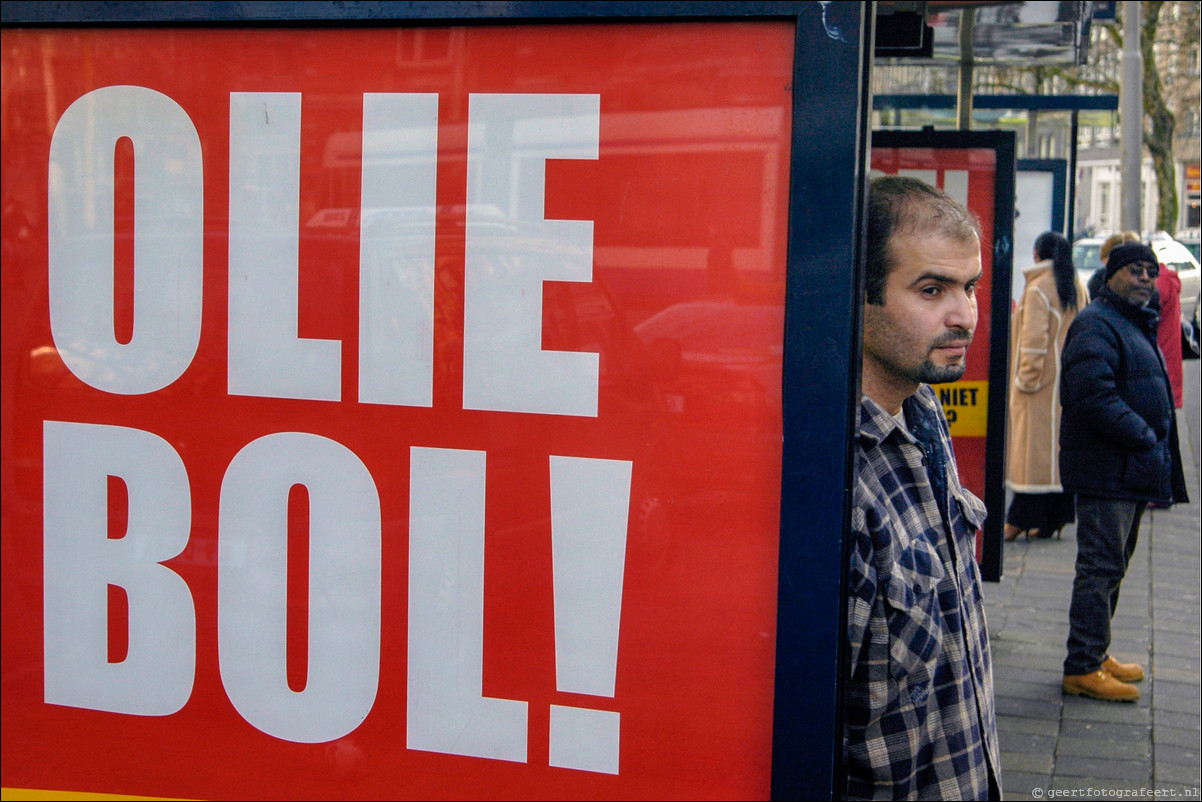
top-left (946, 290), bottom-right (977, 330)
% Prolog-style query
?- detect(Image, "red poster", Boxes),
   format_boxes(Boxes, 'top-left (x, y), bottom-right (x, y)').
top-left (2, 22), bottom-right (794, 800)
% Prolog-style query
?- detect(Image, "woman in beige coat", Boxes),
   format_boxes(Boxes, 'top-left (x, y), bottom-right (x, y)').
top-left (1004, 231), bottom-right (1090, 541)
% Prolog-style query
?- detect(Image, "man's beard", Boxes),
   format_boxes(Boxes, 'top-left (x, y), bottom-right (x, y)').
top-left (918, 360), bottom-right (967, 384)
top-left (916, 331), bottom-right (971, 384)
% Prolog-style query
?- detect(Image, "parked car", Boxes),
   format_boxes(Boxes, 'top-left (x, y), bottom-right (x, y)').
top-left (1072, 233), bottom-right (1200, 357)
top-left (1071, 235), bottom-right (1106, 289)
top-left (1176, 227), bottom-right (1200, 263)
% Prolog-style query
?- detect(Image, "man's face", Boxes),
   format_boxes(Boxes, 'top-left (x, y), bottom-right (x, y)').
top-left (862, 230), bottom-right (981, 409)
top-left (1106, 259), bottom-right (1158, 307)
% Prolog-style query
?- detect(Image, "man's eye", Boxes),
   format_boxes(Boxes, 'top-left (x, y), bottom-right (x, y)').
top-left (922, 285), bottom-right (942, 297)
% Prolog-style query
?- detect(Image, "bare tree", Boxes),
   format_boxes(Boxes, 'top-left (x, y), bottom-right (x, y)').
top-left (1143, 0), bottom-right (1178, 232)
top-left (1085, 1), bottom-right (1199, 233)
top-left (982, 1), bottom-right (1200, 233)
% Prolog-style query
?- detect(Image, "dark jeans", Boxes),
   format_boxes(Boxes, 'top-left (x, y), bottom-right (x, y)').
top-left (1064, 495), bottom-right (1146, 676)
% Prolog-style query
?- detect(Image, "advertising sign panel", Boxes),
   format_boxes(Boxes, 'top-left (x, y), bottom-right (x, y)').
top-left (870, 131), bottom-right (1017, 580)
top-left (2, 4), bottom-right (870, 799)
top-left (1013, 159), bottom-right (1069, 306)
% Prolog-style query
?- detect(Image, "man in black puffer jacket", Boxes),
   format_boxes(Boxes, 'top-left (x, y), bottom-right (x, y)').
top-left (1059, 242), bottom-right (1189, 703)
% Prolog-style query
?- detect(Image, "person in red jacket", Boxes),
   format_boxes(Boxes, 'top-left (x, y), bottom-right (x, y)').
top-left (1154, 264), bottom-right (1184, 409)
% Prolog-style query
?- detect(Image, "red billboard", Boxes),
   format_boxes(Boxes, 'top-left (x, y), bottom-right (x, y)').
top-left (2, 20), bottom-right (801, 800)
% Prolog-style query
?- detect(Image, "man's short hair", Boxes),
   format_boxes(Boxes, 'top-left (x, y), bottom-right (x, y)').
top-left (1100, 230), bottom-right (1139, 263)
top-left (865, 175), bottom-right (981, 305)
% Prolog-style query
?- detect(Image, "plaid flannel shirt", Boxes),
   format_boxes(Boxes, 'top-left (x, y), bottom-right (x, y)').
top-left (844, 385), bottom-right (1001, 800)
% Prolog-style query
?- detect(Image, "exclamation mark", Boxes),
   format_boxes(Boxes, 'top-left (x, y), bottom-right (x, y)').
top-left (548, 455), bottom-right (632, 776)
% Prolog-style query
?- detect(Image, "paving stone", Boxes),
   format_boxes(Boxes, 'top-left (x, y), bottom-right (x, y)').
top-left (1049, 775), bottom-right (1154, 790)
top-left (997, 715), bottom-right (1062, 737)
top-left (1152, 764), bottom-right (1202, 787)
top-left (1153, 724), bottom-right (1202, 747)
top-left (1151, 679), bottom-right (1202, 699)
top-left (1061, 703), bottom-right (1152, 726)
top-left (1058, 720), bottom-right (1152, 742)
top-left (994, 680), bottom-right (1065, 702)
top-left (998, 728), bottom-right (1058, 754)
top-left (1151, 694), bottom-right (1202, 715)
top-left (1151, 621), bottom-right (1202, 638)
top-left (998, 696), bottom-right (1066, 720)
top-left (997, 771), bottom-right (1047, 799)
top-left (1150, 641), bottom-right (1202, 659)
top-left (1155, 709), bottom-right (1202, 732)
top-left (1001, 751), bottom-right (1055, 774)
top-left (1055, 734), bottom-right (1152, 760)
top-left (1153, 743), bottom-right (1201, 767)
top-left (996, 657), bottom-right (1071, 675)
top-left (1154, 660), bottom-right (1202, 680)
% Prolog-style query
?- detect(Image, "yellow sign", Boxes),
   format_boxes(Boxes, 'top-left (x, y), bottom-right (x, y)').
top-left (938, 380), bottom-right (988, 437)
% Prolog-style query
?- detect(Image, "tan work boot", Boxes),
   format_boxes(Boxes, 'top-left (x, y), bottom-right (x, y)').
top-left (1102, 655), bottom-right (1145, 683)
top-left (1063, 669), bottom-right (1140, 702)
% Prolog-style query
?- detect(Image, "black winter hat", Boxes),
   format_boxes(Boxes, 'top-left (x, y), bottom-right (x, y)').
top-left (1105, 242), bottom-right (1158, 281)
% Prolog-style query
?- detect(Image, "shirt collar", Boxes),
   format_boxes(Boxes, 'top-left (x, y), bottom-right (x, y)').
top-left (858, 387), bottom-right (940, 447)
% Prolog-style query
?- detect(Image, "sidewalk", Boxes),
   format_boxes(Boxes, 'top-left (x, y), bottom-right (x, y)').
top-left (984, 358), bottom-right (1202, 800)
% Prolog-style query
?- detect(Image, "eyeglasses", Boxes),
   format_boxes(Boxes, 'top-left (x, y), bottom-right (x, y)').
top-left (1126, 262), bottom-right (1159, 279)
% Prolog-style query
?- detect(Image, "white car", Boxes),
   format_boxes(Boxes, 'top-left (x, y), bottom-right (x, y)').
top-left (1071, 235), bottom-right (1107, 289)
top-left (1177, 227), bottom-right (1200, 263)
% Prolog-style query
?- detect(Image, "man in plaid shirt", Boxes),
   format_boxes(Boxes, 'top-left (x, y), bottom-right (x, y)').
top-left (843, 176), bottom-right (1002, 799)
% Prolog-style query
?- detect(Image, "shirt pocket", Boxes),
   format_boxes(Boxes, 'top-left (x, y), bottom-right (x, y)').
top-left (882, 537), bottom-right (947, 702)
top-left (952, 485), bottom-right (988, 531)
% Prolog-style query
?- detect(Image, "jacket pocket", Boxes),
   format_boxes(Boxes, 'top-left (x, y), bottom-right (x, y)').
top-left (1121, 440), bottom-right (1170, 497)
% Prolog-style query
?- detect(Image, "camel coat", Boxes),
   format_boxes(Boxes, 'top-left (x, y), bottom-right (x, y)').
top-left (1005, 260), bottom-right (1090, 493)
